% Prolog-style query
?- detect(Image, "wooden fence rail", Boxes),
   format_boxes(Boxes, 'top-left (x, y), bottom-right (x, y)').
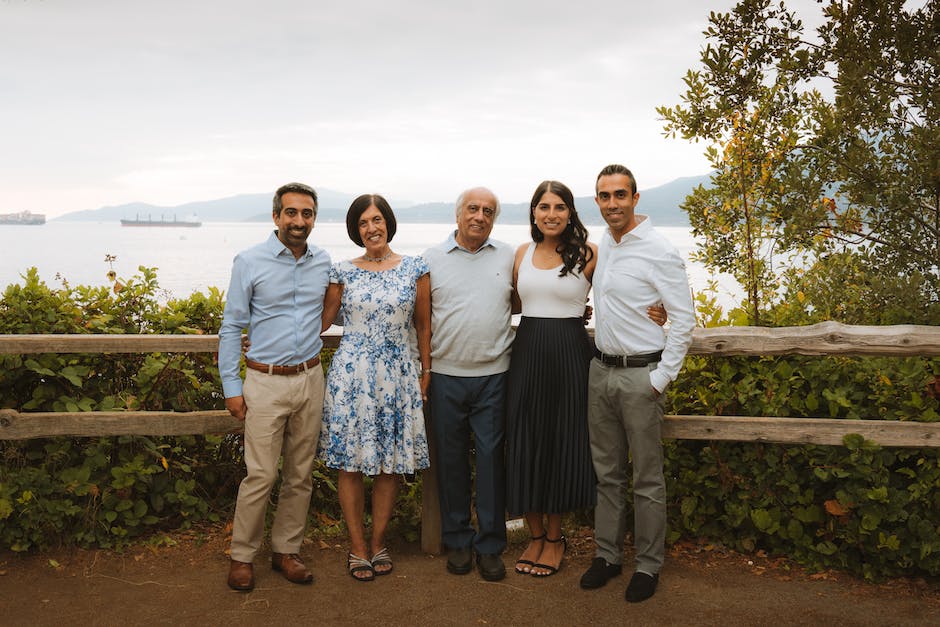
top-left (3, 320), bottom-right (939, 356)
top-left (1, 321), bottom-right (939, 445)
top-left (2, 410), bottom-right (937, 448)
top-left (2, 322), bottom-right (939, 553)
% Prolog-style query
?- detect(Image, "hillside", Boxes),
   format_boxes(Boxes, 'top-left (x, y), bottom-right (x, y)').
top-left (55, 174), bottom-right (710, 226)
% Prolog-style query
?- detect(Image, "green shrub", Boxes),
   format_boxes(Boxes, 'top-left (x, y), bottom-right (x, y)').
top-left (662, 437), bottom-right (940, 580)
top-left (0, 267), bottom-right (341, 551)
top-left (2, 265), bottom-right (938, 581)
top-left (658, 353), bottom-right (940, 580)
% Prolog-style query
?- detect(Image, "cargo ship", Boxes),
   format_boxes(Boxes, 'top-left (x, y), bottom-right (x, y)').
top-left (0, 210), bottom-right (45, 225)
top-left (120, 214), bottom-right (201, 227)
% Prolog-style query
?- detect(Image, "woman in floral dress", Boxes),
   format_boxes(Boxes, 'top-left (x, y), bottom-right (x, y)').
top-left (319, 194), bottom-right (431, 582)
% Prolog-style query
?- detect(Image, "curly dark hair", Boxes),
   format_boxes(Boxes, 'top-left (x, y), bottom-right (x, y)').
top-left (528, 180), bottom-right (593, 277)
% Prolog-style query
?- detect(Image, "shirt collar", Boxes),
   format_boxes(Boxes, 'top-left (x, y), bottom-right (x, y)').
top-left (266, 230), bottom-right (313, 259)
top-left (443, 229), bottom-right (495, 254)
top-left (607, 214), bottom-right (653, 245)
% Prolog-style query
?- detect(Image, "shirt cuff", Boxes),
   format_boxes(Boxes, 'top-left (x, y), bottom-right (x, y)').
top-left (649, 369), bottom-right (670, 395)
top-left (222, 378), bottom-right (244, 399)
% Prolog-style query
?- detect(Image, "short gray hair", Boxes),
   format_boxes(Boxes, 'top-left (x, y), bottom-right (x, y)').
top-left (454, 186), bottom-right (500, 219)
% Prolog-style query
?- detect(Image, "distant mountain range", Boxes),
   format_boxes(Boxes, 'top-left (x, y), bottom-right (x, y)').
top-left (55, 174), bottom-right (711, 226)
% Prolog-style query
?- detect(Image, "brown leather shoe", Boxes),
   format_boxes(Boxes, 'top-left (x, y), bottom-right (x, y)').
top-left (272, 552), bottom-right (314, 584)
top-left (227, 559), bottom-right (255, 591)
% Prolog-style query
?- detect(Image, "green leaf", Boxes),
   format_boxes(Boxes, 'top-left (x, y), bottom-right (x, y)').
top-left (843, 433), bottom-right (865, 450)
top-left (60, 366), bottom-right (84, 388)
top-left (792, 505), bottom-right (822, 523)
top-left (24, 359), bottom-right (55, 376)
top-left (750, 508), bottom-right (774, 531)
top-left (877, 533), bottom-right (901, 552)
top-left (805, 394), bottom-right (818, 411)
top-left (786, 518), bottom-right (804, 540)
top-left (861, 513), bottom-right (881, 531)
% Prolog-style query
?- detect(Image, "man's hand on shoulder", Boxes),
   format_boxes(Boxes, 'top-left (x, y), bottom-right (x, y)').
top-left (226, 396), bottom-right (248, 421)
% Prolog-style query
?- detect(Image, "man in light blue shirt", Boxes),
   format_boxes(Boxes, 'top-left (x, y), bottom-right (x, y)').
top-left (219, 182), bottom-right (331, 591)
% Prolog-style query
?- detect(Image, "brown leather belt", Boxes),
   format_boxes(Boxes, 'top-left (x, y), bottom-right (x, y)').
top-left (245, 356), bottom-right (320, 376)
top-left (593, 348), bottom-right (662, 368)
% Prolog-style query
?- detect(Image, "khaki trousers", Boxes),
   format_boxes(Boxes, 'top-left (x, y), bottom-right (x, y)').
top-left (588, 359), bottom-right (666, 575)
top-left (230, 366), bottom-right (325, 562)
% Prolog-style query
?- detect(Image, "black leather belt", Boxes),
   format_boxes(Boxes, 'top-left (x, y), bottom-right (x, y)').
top-left (593, 348), bottom-right (662, 368)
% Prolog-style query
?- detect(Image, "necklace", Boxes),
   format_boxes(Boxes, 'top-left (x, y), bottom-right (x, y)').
top-left (363, 249), bottom-right (393, 263)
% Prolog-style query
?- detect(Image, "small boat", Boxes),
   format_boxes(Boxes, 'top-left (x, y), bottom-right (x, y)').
top-left (0, 210), bottom-right (45, 225)
top-left (121, 214), bottom-right (202, 227)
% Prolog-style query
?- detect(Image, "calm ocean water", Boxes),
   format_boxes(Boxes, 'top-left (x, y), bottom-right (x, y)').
top-left (0, 221), bottom-right (741, 310)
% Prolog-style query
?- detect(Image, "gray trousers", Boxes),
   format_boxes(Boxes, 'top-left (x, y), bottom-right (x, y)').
top-left (587, 359), bottom-right (665, 575)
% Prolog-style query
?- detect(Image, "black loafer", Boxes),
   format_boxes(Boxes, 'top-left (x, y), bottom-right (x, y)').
top-left (580, 557), bottom-right (622, 589)
top-left (625, 571), bottom-right (659, 603)
top-left (476, 552), bottom-right (506, 581)
top-left (446, 547), bottom-right (473, 575)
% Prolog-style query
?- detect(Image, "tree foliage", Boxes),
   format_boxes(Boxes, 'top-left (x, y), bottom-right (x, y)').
top-left (809, 0), bottom-right (940, 310)
top-left (659, 0), bottom-right (940, 324)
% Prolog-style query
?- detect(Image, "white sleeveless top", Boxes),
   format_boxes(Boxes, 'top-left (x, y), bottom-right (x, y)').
top-left (517, 242), bottom-right (591, 318)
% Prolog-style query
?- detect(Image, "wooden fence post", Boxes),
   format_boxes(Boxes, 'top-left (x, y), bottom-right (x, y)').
top-left (420, 400), bottom-right (442, 555)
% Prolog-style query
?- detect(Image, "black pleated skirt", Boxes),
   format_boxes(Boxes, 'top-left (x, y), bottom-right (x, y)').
top-left (506, 316), bottom-right (596, 515)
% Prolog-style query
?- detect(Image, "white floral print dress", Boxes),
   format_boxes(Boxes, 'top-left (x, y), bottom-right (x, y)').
top-left (319, 255), bottom-right (430, 475)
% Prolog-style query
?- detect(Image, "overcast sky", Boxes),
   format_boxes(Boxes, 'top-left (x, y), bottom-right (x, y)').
top-left (1, 0), bottom-right (826, 217)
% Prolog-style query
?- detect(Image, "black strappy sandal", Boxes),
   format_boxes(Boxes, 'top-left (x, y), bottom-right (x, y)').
top-left (531, 535), bottom-right (566, 577)
top-left (514, 533), bottom-right (546, 574)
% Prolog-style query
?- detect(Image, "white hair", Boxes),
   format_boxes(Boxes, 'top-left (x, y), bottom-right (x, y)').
top-left (454, 187), bottom-right (501, 219)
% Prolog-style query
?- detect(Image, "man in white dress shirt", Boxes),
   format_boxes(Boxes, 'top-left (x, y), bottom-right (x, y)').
top-left (579, 164), bottom-right (695, 603)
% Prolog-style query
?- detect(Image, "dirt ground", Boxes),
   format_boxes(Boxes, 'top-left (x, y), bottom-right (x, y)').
top-left (1, 525), bottom-right (938, 626)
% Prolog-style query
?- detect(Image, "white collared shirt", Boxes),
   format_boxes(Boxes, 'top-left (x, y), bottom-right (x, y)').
top-left (593, 215), bottom-right (695, 392)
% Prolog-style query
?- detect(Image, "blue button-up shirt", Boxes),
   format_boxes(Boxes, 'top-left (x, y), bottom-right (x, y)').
top-left (219, 231), bottom-right (331, 398)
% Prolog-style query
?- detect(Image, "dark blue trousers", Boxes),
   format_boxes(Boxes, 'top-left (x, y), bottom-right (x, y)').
top-left (429, 372), bottom-right (507, 555)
